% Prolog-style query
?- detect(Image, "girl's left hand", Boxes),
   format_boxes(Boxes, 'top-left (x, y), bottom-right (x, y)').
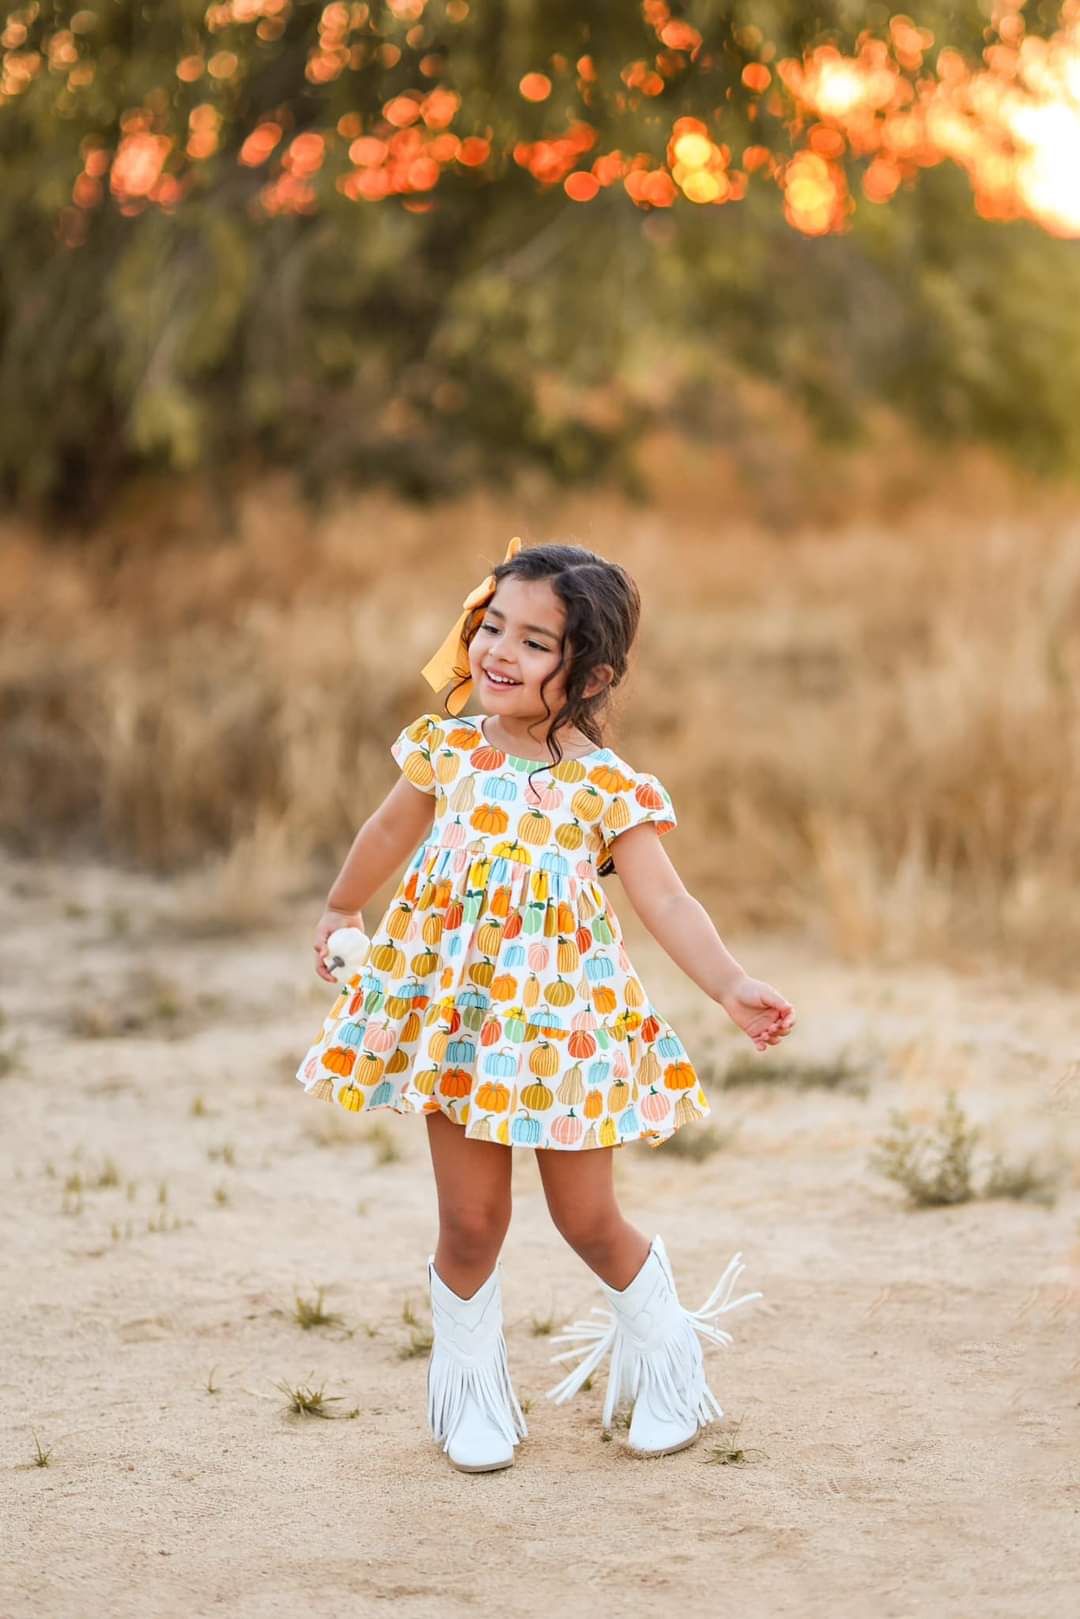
top-left (719, 975), bottom-right (796, 1052)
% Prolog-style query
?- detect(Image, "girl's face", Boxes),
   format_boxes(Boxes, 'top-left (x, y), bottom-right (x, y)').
top-left (469, 576), bottom-right (602, 723)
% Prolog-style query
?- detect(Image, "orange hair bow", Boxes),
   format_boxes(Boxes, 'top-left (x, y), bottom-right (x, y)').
top-left (419, 535), bottom-right (523, 715)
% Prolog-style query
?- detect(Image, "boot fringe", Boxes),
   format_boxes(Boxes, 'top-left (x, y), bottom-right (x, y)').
top-left (545, 1249), bottom-right (762, 1432)
top-left (427, 1330), bottom-right (529, 1453)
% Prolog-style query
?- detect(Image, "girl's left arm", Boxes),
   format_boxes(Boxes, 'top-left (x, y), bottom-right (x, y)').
top-left (607, 825), bottom-right (796, 1052)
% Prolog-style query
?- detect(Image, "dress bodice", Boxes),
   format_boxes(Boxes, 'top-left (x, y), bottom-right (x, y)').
top-left (391, 710), bottom-right (677, 882)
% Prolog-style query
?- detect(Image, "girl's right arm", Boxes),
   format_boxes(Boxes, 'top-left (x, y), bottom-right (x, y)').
top-left (312, 776), bottom-right (437, 981)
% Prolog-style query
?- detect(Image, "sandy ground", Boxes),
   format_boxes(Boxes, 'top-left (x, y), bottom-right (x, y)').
top-left (1, 850), bottom-right (1078, 1619)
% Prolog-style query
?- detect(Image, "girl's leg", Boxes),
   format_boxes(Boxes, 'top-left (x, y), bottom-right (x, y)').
top-left (535, 1144), bottom-right (650, 1289)
top-left (425, 1109), bottom-right (513, 1298)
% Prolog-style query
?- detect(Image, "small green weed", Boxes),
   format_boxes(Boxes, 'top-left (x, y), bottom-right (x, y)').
top-left (0, 1039), bottom-right (27, 1078)
top-left (868, 1090), bottom-right (979, 1205)
top-left (398, 1293), bottom-right (433, 1357)
top-left (702, 1417), bottom-right (766, 1465)
top-left (274, 1379), bottom-right (345, 1418)
top-left (61, 1157), bottom-right (122, 1194)
top-left (868, 1089), bottom-right (1059, 1208)
top-left (981, 1151), bottom-right (1059, 1207)
top-left (399, 1326), bottom-right (434, 1359)
top-left (292, 1288), bottom-right (346, 1331)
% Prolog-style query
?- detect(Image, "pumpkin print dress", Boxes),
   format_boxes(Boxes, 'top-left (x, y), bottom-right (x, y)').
top-left (294, 711), bottom-right (712, 1150)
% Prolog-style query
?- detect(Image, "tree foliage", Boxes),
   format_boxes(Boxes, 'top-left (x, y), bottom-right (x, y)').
top-left (2, 1), bottom-right (1079, 523)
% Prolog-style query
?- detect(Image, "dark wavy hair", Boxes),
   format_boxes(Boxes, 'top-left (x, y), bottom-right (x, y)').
top-left (445, 541), bottom-right (641, 876)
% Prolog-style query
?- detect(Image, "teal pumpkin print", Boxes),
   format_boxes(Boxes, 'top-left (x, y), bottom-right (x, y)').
top-left (486, 774), bottom-right (517, 802)
top-left (294, 710), bottom-right (709, 1152)
top-left (618, 1106), bottom-right (641, 1139)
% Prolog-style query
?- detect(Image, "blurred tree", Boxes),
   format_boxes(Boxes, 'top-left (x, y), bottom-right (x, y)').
top-left (1, 0), bottom-right (1078, 525)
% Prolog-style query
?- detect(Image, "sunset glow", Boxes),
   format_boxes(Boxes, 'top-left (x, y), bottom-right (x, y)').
top-left (777, 7), bottom-right (1080, 237)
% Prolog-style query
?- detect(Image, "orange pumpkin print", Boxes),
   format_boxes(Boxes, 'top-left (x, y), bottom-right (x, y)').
top-left (293, 711), bottom-right (708, 1152)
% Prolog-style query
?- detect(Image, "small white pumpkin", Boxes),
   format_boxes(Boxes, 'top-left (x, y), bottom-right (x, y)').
top-left (324, 926), bottom-right (372, 983)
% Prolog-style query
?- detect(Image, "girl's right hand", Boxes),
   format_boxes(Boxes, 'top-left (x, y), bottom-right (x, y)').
top-left (312, 907), bottom-right (365, 983)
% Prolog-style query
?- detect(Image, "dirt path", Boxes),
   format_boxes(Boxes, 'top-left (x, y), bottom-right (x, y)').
top-left (1, 853), bottom-right (1077, 1619)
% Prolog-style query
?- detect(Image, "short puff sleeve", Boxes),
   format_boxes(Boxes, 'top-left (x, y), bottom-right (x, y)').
top-left (597, 768), bottom-right (678, 875)
top-left (389, 712), bottom-right (443, 795)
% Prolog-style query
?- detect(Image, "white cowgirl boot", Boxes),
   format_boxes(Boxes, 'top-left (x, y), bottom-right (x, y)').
top-left (426, 1254), bottom-right (528, 1472)
top-left (544, 1235), bottom-right (762, 1456)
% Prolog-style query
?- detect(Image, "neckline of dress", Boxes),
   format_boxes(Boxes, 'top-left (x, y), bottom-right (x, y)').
top-left (473, 713), bottom-right (605, 766)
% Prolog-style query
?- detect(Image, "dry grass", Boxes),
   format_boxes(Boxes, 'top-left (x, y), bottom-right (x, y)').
top-left (2, 438), bottom-right (1078, 981)
top-left (719, 1049), bottom-right (867, 1097)
top-left (868, 1089), bottom-right (1063, 1208)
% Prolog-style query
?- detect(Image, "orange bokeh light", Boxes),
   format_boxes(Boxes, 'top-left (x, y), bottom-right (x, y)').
top-left (238, 121), bottom-right (282, 168)
top-left (519, 72), bottom-right (552, 102)
top-left (349, 136), bottom-right (388, 167)
top-left (384, 95), bottom-right (421, 127)
top-left (564, 170), bottom-right (599, 201)
top-left (456, 136), bottom-right (491, 167)
top-left (110, 132), bottom-right (171, 199)
top-left (782, 150), bottom-right (851, 235)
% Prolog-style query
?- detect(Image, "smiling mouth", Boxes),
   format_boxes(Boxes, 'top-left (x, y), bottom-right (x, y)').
top-left (483, 671), bottom-right (521, 687)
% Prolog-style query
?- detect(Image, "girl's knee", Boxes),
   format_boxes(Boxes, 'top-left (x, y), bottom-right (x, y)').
top-left (438, 1198), bottom-right (511, 1264)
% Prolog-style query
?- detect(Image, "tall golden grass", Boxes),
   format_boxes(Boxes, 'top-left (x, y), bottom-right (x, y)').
top-left (2, 427), bottom-right (1077, 980)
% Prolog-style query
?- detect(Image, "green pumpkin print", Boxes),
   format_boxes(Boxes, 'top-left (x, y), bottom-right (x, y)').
top-left (295, 711), bottom-right (702, 1153)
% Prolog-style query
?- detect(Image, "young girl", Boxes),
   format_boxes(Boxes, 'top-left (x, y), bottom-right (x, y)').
top-left (295, 536), bottom-right (796, 1473)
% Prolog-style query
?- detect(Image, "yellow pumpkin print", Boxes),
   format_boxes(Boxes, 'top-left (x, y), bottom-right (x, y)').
top-left (293, 711), bottom-right (707, 1153)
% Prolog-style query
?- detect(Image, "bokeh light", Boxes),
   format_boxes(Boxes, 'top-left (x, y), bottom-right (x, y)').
top-left (3, 2), bottom-right (1079, 239)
